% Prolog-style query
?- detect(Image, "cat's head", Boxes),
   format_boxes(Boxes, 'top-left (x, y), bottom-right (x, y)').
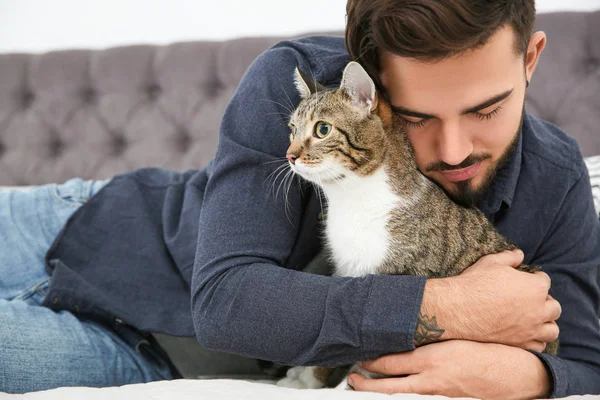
top-left (286, 61), bottom-right (393, 186)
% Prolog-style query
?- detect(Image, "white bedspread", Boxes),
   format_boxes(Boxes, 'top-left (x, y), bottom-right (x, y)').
top-left (2, 379), bottom-right (598, 400)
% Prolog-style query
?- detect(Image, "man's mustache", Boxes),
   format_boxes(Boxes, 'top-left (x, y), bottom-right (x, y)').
top-left (425, 153), bottom-right (492, 173)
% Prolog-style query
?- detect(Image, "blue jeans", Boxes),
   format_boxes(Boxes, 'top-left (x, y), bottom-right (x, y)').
top-left (0, 178), bottom-right (176, 394)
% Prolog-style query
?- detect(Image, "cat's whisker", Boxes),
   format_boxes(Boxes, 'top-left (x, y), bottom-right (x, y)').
top-left (263, 158), bottom-right (289, 166)
top-left (282, 169), bottom-right (301, 225)
top-left (260, 98), bottom-right (295, 115)
top-left (264, 111), bottom-right (293, 119)
top-left (313, 174), bottom-right (325, 218)
top-left (296, 173), bottom-right (304, 195)
top-left (269, 164), bottom-right (293, 199)
top-left (279, 83), bottom-right (297, 115)
top-left (265, 162), bottom-right (289, 185)
top-left (311, 183), bottom-right (324, 218)
top-left (274, 169), bottom-right (291, 200)
top-left (283, 171), bottom-right (297, 222)
top-left (275, 169), bottom-right (292, 224)
top-left (276, 166), bottom-right (296, 201)
top-left (359, 153), bottom-right (371, 162)
top-left (266, 166), bottom-right (287, 189)
top-left (322, 166), bottom-right (348, 192)
top-left (327, 171), bottom-right (346, 189)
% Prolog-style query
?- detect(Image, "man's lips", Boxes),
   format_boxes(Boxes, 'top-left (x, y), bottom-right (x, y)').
top-left (440, 162), bottom-right (482, 182)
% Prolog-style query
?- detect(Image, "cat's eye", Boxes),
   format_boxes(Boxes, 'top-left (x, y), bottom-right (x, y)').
top-left (314, 122), bottom-right (332, 139)
top-left (289, 124), bottom-right (296, 139)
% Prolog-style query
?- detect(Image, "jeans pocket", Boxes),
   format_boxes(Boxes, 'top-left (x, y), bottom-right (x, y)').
top-left (111, 322), bottom-right (180, 380)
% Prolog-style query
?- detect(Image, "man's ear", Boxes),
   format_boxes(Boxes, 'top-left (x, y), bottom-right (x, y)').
top-left (339, 61), bottom-right (377, 112)
top-left (294, 67), bottom-right (326, 99)
top-left (525, 31), bottom-right (546, 87)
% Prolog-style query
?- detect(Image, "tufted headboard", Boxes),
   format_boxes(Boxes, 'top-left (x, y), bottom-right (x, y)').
top-left (0, 11), bottom-right (598, 185)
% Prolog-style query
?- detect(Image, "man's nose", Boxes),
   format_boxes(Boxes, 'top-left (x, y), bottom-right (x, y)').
top-left (437, 121), bottom-right (473, 166)
top-left (286, 153), bottom-right (298, 164)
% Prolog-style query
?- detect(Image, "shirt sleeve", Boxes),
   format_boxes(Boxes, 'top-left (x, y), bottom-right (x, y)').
top-left (529, 165), bottom-right (600, 397)
top-left (190, 41), bottom-right (427, 366)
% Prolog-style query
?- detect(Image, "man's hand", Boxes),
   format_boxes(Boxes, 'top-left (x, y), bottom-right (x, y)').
top-left (418, 250), bottom-right (561, 352)
top-left (348, 340), bottom-right (552, 399)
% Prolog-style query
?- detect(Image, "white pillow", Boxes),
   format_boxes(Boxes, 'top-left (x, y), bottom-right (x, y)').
top-left (584, 155), bottom-right (600, 216)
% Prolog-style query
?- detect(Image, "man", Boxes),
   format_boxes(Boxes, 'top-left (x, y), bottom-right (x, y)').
top-left (0, 0), bottom-right (598, 398)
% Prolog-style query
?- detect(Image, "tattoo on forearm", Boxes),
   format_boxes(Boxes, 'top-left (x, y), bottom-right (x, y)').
top-left (414, 313), bottom-right (445, 346)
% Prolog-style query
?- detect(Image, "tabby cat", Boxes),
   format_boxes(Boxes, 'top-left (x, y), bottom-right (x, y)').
top-left (276, 61), bottom-right (557, 389)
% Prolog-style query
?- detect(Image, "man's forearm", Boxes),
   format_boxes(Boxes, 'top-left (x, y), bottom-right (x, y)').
top-left (193, 263), bottom-right (427, 365)
top-left (415, 278), bottom-right (455, 346)
top-left (414, 312), bottom-right (446, 346)
top-left (350, 340), bottom-right (553, 399)
top-left (415, 251), bottom-right (561, 353)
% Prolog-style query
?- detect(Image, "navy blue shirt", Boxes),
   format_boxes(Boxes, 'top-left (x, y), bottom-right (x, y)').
top-left (43, 36), bottom-right (600, 397)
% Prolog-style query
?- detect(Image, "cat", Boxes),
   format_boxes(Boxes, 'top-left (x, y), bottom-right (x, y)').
top-left (275, 61), bottom-right (558, 389)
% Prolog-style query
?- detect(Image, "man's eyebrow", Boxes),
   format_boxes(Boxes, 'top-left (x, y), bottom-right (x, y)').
top-left (389, 88), bottom-right (514, 119)
top-left (389, 105), bottom-right (435, 120)
top-left (461, 88), bottom-right (514, 114)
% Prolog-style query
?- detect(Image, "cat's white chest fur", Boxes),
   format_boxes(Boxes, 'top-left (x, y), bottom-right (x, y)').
top-left (321, 167), bottom-right (404, 277)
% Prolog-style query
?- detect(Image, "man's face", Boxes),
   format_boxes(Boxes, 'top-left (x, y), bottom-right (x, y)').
top-left (380, 27), bottom-right (533, 207)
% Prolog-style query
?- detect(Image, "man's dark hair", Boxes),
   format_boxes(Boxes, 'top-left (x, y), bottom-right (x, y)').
top-left (345, 0), bottom-right (536, 89)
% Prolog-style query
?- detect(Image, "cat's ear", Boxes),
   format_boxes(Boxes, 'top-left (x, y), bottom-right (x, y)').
top-left (340, 61), bottom-right (377, 112)
top-left (294, 67), bottom-right (325, 99)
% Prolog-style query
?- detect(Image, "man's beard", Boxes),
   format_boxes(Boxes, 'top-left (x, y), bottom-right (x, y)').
top-left (425, 108), bottom-right (524, 208)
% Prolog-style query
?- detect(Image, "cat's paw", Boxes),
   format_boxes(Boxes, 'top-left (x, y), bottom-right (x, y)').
top-left (335, 377), bottom-right (353, 390)
top-left (276, 366), bottom-right (326, 389)
top-left (336, 364), bottom-right (388, 390)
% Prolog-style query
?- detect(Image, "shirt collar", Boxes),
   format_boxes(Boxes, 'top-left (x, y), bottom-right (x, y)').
top-left (476, 113), bottom-right (527, 216)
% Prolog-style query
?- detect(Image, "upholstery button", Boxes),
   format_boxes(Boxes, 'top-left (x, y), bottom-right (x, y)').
top-left (178, 131), bottom-right (191, 152)
top-left (147, 84), bottom-right (161, 100)
top-left (21, 90), bottom-right (35, 108)
top-left (82, 88), bottom-right (97, 103)
top-left (49, 137), bottom-right (64, 157)
top-left (209, 82), bottom-right (222, 98)
top-left (74, 304), bottom-right (80, 312)
top-left (112, 135), bottom-right (126, 156)
top-left (53, 296), bottom-right (59, 304)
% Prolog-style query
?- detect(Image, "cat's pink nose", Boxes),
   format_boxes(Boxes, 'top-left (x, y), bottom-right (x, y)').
top-left (286, 153), bottom-right (298, 164)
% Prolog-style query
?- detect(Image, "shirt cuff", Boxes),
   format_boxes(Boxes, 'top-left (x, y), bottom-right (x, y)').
top-left (360, 274), bottom-right (427, 360)
top-left (531, 351), bottom-right (568, 398)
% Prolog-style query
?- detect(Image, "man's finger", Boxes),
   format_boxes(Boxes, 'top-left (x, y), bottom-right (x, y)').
top-left (359, 351), bottom-right (426, 375)
top-left (539, 322), bottom-right (560, 343)
top-left (349, 372), bottom-right (427, 394)
top-left (533, 271), bottom-right (551, 290)
top-left (523, 340), bottom-right (547, 353)
top-left (480, 249), bottom-right (524, 268)
top-left (545, 295), bottom-right (562, 321)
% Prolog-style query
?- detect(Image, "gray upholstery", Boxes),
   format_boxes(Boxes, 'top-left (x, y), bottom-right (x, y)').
top-left (525, 11), bottom-right (600, 156)
top-left (0, 11), bottom-right (599, 186)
